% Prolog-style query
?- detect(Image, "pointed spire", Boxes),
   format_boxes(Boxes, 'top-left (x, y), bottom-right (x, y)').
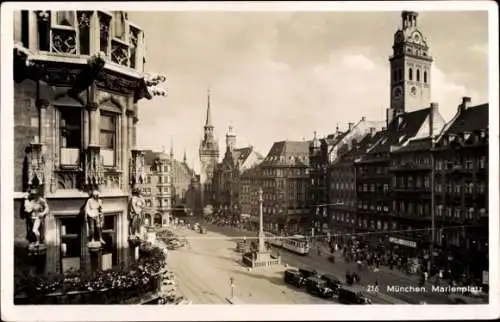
top-left (183, 149), bottom-right (187, 164)
top-left (170, 137), bottom-right (174, 158)
top-left (205, 89), bottom-right (213, 127)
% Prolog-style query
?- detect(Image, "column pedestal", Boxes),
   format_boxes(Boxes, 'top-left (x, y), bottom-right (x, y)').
top-left (88, 241), bottom-right (103, 271)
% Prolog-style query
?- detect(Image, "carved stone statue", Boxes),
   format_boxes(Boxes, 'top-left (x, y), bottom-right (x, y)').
top-left (85, 190), bottom-right (105, 244)
top-left (23, 188), bottom-right (49, 246)
top-left (128, 188), bottom-right (145, 237)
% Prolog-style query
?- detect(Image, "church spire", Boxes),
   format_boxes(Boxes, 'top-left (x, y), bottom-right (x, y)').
top-left (183, 149), bottom-right (187, 164)
top-left (170, 137), bottom-right (174, 159)
top-left (205, 89), bottom-right (213, 128)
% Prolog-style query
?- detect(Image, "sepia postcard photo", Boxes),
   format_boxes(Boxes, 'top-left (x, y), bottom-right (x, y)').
top-left (1, 1), bottom-right (498, 321)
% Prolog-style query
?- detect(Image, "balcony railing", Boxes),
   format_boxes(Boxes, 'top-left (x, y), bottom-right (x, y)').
top-left (51, 27), bottom-right (77, 55)
top-left (21, 11), bottom-right (144, 72)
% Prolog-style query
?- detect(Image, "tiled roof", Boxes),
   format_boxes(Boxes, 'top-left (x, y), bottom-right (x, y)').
top-left (325, 131), bottom-right (348, 147)
top-left (394, 137), bottom-right (432, 153)
top-left (172, 159), bottom-right (195, 177)
top-left (369, 108), bottom-right (431, 154)
top-left (241, 164), bottom-right (262, 178)
top-left (232, 147), bottom-right (252, 163)
top-left (442, 103), bottom-right (488, 135)
top-left (334, 130), bottom-right (386, 165)
top-left (262, 141), bottom-right (310, 166)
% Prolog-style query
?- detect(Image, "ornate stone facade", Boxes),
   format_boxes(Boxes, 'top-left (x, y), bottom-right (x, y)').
top-left (13, 10), bottom-right (164, 275)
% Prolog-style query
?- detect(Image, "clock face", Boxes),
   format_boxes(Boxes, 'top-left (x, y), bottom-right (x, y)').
top-left (392, 86), bottom-right (403, 100)
top-left (410, 86), bottom-right (417, 96)
top-left (413, 32), bottom-right (421, 44)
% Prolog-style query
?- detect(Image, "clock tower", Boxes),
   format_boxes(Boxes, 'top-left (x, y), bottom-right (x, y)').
top-left (388, 11), bottom-right (433, 123)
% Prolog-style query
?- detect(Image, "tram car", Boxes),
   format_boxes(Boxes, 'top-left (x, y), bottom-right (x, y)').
top-left (281, 234), bottom-right (310, 255)
top-left (264, 232), bottom-right (283, 247)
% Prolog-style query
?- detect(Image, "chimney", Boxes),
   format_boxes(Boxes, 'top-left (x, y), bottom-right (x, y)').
top-left (460, 97), bottom-right (472, 112)
top-left (429, 102), bottom-right (438, 137)
top-left (348, 122), bottom-right (354, 131)
top-left (361, 116), bottom-right (366, 121)
top-left (370, 127), bottom-right (376, 136)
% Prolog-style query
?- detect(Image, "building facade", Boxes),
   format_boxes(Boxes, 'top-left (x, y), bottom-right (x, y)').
top-left (257, 141), bottom-right (310, 234)
top-left (137, 150), bottom-right (174, 227)
top-left (309, 118), bottom-right (384, 236)
top-left (171, 151), bottom-right (196, 209)
top-left (199, 91), bottom-right (219, 208)
top-left (432, 98), bottom-right (488, 283)
top-left (240, 165), bottom-right (262, 229)
top-left (213, 126), bottom-right (264, 223)
top-left (328, 127), bottom-right (383, 241)
top-left (353, 10), bottom-right (447, 261)
top-left (13, 10), bottom-right (161, 274)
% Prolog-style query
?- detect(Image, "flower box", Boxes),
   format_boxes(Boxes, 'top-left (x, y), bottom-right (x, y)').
top-left (14, 245), bottom-right (167, 304)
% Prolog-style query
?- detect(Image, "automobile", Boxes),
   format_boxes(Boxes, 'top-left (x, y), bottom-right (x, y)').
top-left (167, 240), bottom-right (182, 250)
top-left (236, 241), bottom-right (250, 253)
top-left (304, 276), bottom-right (335, 298)
top-left (284, 269), bottom-right (306, 287)
top-left (320, 274), bottom-right (342, 294)
top-left (337, 286), bottom-right (372, 304)
top-left (298, 268), bottom-right (317, 279)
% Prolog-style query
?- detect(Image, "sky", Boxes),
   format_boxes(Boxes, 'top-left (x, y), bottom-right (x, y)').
top-left (129, 10), bottom-right (489, 172)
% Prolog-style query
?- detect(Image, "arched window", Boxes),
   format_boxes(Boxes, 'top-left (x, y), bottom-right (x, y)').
top-left (416, 69), bottom-right (420, 82)
top-left (424, 71), bottom-right (428, 83)
top-left (409, 68), bottom-right (413, 80)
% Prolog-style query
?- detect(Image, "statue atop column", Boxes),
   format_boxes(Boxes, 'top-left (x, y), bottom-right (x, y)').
top-left (23, 188), bottom-right (49, 249)
top-left (85, 190), bottom-right (105, 246)
top-left (128, 188), bottom-right (145, 238)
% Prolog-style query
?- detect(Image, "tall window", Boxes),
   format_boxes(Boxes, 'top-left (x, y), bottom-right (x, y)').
top-left (409, 68), bottom-right (413, 80)
top-left (60, 217), bottom-right (82, 273)
top-left (416, 69), bottom-right (420, 82)
top-left (59, 106), bottom-right (81, 167)
top-left (424, 71), bottom-right (428, 83)
top-left (51, 11), bottom-right (77, 55)
top-left (100, 113), bottom-right (116, 166)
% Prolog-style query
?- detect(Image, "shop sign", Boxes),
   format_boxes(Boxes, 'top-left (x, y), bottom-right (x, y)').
top-left (389, 237), bottom-right (417, 248)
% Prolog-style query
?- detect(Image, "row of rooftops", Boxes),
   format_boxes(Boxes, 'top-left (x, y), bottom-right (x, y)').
top-left (241, 96), bottom-right (488, 176)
